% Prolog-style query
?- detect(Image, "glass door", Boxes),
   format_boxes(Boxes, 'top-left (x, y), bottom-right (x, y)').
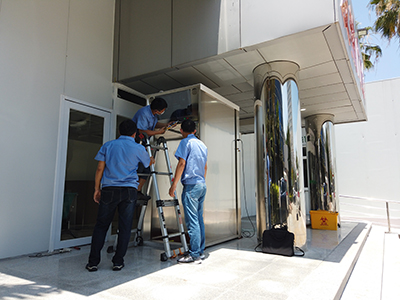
top-left (51, 99), bottom-right (111, 250)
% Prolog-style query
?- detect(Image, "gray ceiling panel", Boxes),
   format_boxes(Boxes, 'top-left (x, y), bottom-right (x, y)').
top-left (166, 67), bottom-right (219, 89)
top-left (194, 59), bottom-right (246, 86)
top-left (233, 81), bottom-right (254, 92)
top-left (212, 85), bottom-right (241, 96)
top-left (141, 74), bottom-right (183, 92)
top-left (121, 80), bottom-right (159, 95)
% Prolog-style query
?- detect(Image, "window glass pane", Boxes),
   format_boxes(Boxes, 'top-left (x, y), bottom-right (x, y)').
top-left (61, 109), bottom-right (104, 241)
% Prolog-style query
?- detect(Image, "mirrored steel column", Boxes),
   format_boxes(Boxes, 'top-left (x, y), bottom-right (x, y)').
top-left (254, 62), bottom-right (307, 247)
top-left (305, 115), bottom-right (339, 213)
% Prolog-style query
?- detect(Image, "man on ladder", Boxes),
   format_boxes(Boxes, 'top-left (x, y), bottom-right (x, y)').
top-left (169, 119), bottom-right (208, 264)
top-left (132, 97), bottom-right (169, 200)
top-left (126, 97), bottom-right (189, 261)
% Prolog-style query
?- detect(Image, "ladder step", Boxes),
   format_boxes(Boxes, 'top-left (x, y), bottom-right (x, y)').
top-left (137, 173), bottom-right (150, 177)
top-left (150, 171), bottom-right (173, 176)
top-left (151, 145), bottom-right (166, 150)
top-left (153, 232), bottom-right (184, 240)
top-left (156, 199), bottom-right (179, 207)
top-left (169, 232), bottom-right (184, 238)
top-left (140, 171), bottom-right (172, 176)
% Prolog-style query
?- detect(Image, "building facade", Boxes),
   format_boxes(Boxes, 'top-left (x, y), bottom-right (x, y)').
top-left (0, 0), bottom-right (365, 259)
top-left (336, 78), bottom-right (400, 226)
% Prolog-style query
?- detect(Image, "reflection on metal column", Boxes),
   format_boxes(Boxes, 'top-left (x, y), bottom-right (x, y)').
top-left (254, 99), bottom-right (267, 242)
top-left (305, 115), bottom-right (339, 214)
top-left (253, 62), bottom-right (307, 248)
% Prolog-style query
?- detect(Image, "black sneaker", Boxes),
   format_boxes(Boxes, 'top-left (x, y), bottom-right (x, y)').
top-left (112, 263), bottom-right (124, 271)
top-left (137, 191), bottom-right (151, 201)
top-left (85, 264), bottom-right (98, 272)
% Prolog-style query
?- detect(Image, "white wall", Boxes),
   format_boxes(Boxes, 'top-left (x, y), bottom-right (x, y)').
top-left (0, 0), bottom-right (115, 259)
top-left (117, 0), bottom-right (241, 79)
top-left (241, 0), bottom-right (336, 47)
top-left (117, 0), bottom-right (338, 81)
top-left (336, 78), bottom-right (400, 201)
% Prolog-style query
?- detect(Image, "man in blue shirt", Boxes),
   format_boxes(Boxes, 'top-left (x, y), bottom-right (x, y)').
top-left (132, 97), bottom-right (168, 200)
top-left (169, 119), bottom-right (208, 264)
top-left (86, 119), bottom-right (154, 272)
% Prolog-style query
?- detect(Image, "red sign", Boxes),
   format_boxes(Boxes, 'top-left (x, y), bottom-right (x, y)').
top-left (341, 0), bottom-right (365, 98)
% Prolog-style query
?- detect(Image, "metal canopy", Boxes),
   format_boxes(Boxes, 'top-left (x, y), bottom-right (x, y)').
top-left (120, 22), bottom-right (365, 134)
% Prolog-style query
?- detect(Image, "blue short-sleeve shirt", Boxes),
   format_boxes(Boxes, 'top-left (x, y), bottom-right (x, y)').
top-left (95, 135), bottom-right (150, 188)
top-left (175, 134), bottom-right (208, 185)
top-left (132, 105), bottom-right (158, 131)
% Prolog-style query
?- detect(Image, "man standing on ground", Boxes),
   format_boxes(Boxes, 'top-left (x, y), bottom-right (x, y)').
top-left (86, 120), bottom-right (154, 272)
top-left (169, 119), bottom-right (208, 264)
top-left (132, 97), bottom-right (169, 200)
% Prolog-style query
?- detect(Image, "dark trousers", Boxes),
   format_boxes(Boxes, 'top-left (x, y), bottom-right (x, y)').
top-left (88, 187), bottom-right (137, 266)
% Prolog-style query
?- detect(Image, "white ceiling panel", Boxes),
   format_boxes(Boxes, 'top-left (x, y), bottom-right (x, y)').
top-left (226, 91), bottom-right (254, 102)
top-left (299, 61), bottom-right (338, 80)
top-left (300, 91), bottom-right (349, 105)
top-left (336, 59), bottom-right (353, 83)
top-left (239, 105), bottom-right (255, 113)
top-left (299, 72), bottom-right (342, 90)
top-left (194, 59), bottom-right (245, 86)
top-left (303, 99), bottom-right (350, 111)
top-left (239, 111), bottom-right (253, 118)
top-left (345, 83), bottom-right (359, 100)
top-left (334, 111), bottom-right (359, 123)
top-left (352, 100), bottom-right (364, 114)
top-left (256, 29), bottom-right (332, 69)
top-left (300, 83), bottom-right (346, 99)
top-left (304, 104), bottom-right (353, 118)
top-left (224, 50), bottom-right (265, 81)
top-left (238, 107), bottom-right (251, 114)
top-left (323, 23), bottom-right (347, 60)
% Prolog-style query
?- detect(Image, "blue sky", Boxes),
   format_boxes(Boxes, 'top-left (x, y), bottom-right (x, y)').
top-left (352, 1), bottom-right (400, 83)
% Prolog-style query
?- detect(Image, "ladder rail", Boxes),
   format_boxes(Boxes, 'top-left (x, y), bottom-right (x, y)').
top-left (142, 135), bottom-right (188, 260)
top-left (158, 137), bottom-right (189, 253)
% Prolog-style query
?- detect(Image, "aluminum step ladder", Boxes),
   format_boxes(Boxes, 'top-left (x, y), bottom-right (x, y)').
top-left (143, 135), bottom-right (189, 261)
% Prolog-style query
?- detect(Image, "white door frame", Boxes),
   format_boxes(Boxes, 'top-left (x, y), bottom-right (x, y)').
top-left (49, 96), bottom-right (111, 252)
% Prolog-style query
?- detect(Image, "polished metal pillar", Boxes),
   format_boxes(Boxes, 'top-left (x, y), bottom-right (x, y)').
top-left (254, 62), bottom-right (307, 247)
top-left (254, 99), bottom-right (267, 240)
top-left (305, 115), bottom-right (339, 213)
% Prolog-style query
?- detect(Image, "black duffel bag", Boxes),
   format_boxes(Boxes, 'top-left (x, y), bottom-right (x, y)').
top-left (261, 224), bottom-right (304, 257)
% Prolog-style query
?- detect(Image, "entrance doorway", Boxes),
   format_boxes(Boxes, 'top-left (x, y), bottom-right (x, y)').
top-left (51, 98), bottom-right (111, 250)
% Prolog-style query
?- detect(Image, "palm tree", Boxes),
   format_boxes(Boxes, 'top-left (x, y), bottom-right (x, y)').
top-left (361, 43), bottom-right (382, 69)
top-left (369, 0), bottom-right (400, 42)
top-left (357, 24), bottom-right (383, 70)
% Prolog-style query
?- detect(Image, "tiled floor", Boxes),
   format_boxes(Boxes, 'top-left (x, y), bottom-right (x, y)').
top-left (0, 219), bottom-right (370, 300)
